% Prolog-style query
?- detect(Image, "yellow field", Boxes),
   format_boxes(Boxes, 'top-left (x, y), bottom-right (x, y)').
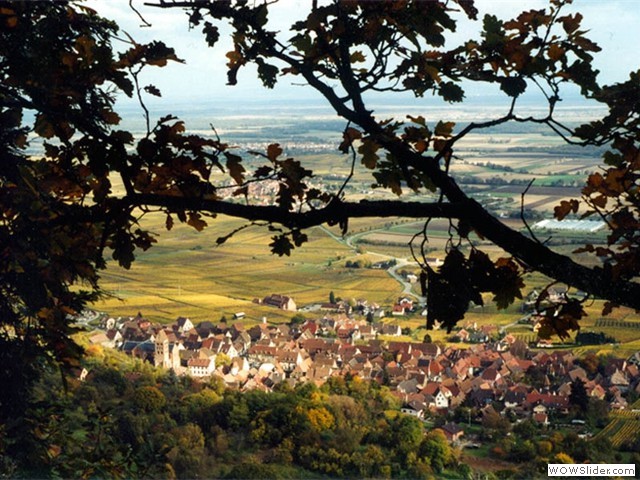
top-left (92, 213), bottom-right (402, 323)
top-left (594, 401), bottom-right (640, 448)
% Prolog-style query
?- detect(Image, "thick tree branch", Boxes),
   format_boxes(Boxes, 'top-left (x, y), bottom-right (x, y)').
top-left (127, 191), bottom-right (640, 310)
top-left (360, 124), bottom-right (640, 311)
top-left (127, 194), bottom-right (464, 228)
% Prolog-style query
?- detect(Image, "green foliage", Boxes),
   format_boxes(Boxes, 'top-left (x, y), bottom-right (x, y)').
top-left (165, 424), bottom-right (206, 478)
top-left (513, 419), bottom-right (538, 439)
top-left (419, 430), bottom-right (453, 473)
top-left (133, 385), bottom-right (167, 412)
top-left (569, 378), bottom-right (589, 415)
top-left (0, 356), bottom-right (468, 478)
top-left (224, 461), bottom-right (283, 479)
top-left (553, 452), bottom-right (575, 464)
top-left (585, 398), bottom-right (610, 429)
top-left (345, 258), bottom-right (372, 269)
top-left (575, 331), bottom-right (617, 345)
top-left (481, 409), bottom-right (511, 439)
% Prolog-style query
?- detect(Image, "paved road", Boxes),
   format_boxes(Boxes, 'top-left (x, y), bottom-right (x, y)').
top-left (318, 225), bottom-right (424, 301)
top-left (388, 259), bottom-right (423, 300)
top-left (73, 309), bottom-right (102, 329)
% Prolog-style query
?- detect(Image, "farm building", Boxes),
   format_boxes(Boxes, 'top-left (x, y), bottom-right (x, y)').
top-left (532, 219), bottom-right (605, 232)
top-left (261, 294), bottom-right (297, 311)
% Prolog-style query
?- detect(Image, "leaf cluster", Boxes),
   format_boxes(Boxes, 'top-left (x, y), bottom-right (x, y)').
top-left (425, 248), bottom-right (523, 331)
top-left (555, 71), bottom-right (640, 314)
top-left (0, 1), bottom-right (195, 420)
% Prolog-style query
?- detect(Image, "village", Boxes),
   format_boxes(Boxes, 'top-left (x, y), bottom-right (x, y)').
top-left (84, 291), bottom-right (640, 446)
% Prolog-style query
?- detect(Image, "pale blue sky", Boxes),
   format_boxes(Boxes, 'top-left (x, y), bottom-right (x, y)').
top-left (91, 0), bottom-right (640, 107)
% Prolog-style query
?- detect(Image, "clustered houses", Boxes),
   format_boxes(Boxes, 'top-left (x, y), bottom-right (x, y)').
top-left (451, 322), bottom-right (498, 344)
top-left (91, 311), bottom-right (640, 434)
top-left (392, 297), bottom-right (414, 316)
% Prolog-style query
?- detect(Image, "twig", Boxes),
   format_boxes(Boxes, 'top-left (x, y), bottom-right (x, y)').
top-left (334, 122), bottom-right (357, 201)
top-left (520, 178), bottom-right (544, 244)
top-left (129, 0), bottom-right (152, 28)
top-left (130, 67), bottom-right (151, 136)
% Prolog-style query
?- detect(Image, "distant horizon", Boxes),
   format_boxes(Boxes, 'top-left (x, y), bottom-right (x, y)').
top-left (115, 94), bottom-right (608, 136)
top-left (95, 0), bottom-right (639, 106)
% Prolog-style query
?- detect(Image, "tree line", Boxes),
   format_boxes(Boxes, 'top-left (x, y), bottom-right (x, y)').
top-left (2, 350), bottom-right (461, 479)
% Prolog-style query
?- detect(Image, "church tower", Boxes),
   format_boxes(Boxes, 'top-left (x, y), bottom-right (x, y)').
top-left (154, 329), bottom-right (170, 368)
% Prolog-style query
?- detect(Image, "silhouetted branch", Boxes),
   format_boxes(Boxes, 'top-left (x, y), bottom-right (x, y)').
top-left (129, 0), bottom-right (152, 27)
top-left (126, 194), bottom-right (465, 228)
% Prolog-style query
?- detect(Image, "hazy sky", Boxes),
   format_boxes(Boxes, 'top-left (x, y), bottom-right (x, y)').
top-left (90, 0), bottom-right (640, 108)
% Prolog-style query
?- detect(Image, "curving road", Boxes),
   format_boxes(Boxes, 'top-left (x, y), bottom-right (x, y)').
top-left (317, 225), bottom-right (424, 301)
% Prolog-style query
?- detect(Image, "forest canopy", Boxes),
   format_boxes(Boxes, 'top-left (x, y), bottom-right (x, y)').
top-left (1, 0), bottom-right (639, 425)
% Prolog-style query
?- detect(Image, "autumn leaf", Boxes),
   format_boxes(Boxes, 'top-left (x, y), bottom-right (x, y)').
top-left (339, 127), bottom-right (362, 153)
top-left (491, 258), bottom-right (524, 310)
top-left (591, 195), bottom-right (607, 208)
top-left (291, 229), bottom-right (308, 247)
top-left (232, 186), bottom-right (248, 197)
top-left (422, 64), bottom-right (441, 83)
top-left (358, 137), bottom-right (379, 169)
top-left (561, 13), bottom-right (583, 34)
top-left (34, 114), bottom-right (56, 139)
top-left (407, 115), bottom-right (427, 127)
top-left (111, 230), bottom-right (136, 269)
top-left (202, 21), bottom-right (219, 46)
top-left (553, 199), bottom-right (579, 220)
top-left (144, 84), bottom-right (162, 97)
top-left (224, 152), bottom-right (245, 185)
top-left (434, 121), bottom-right (455, 137)
top-left (0, 7), bottom-right (18, 28)
top-left (350, 50), bottom-right (366, 63)
top-left (269, 234), bottom-right (293, 256)
top-left (47, 445), bottom-right (62, 459)
top-left (603, 151), bottom-right (623, 167)
top-left (253, 165), bottom-right (273, 178)
top-left (101, 109), bottom-right (121, 125)
top-left (439, 82), bottom-right (465, 102)
top-left (257, 61), bottom-right (279, 88)
top-left (602, 301), bottom-right (617, 316)
top-left (187, 212), bottom-right (207, 231)
top-left (414, 139), bottom-right (428, 153)
top-left (500, 76), bottom-right (527, 97)
top-left (226, 49), bottom-right (243, 67)
top-left (547, 43), bottom-right (565, 61)
top-left (267, 143), bottom-right (283, 162)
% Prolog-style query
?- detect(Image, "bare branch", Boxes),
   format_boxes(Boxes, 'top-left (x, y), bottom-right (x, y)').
top-left (129, 0), bottom-right (153, 28)
top-left (520, 179), bottom-right (544, 245)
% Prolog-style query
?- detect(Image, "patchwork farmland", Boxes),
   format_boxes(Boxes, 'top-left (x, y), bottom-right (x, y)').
top-left (90, 123), bottom-right (640, 348)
